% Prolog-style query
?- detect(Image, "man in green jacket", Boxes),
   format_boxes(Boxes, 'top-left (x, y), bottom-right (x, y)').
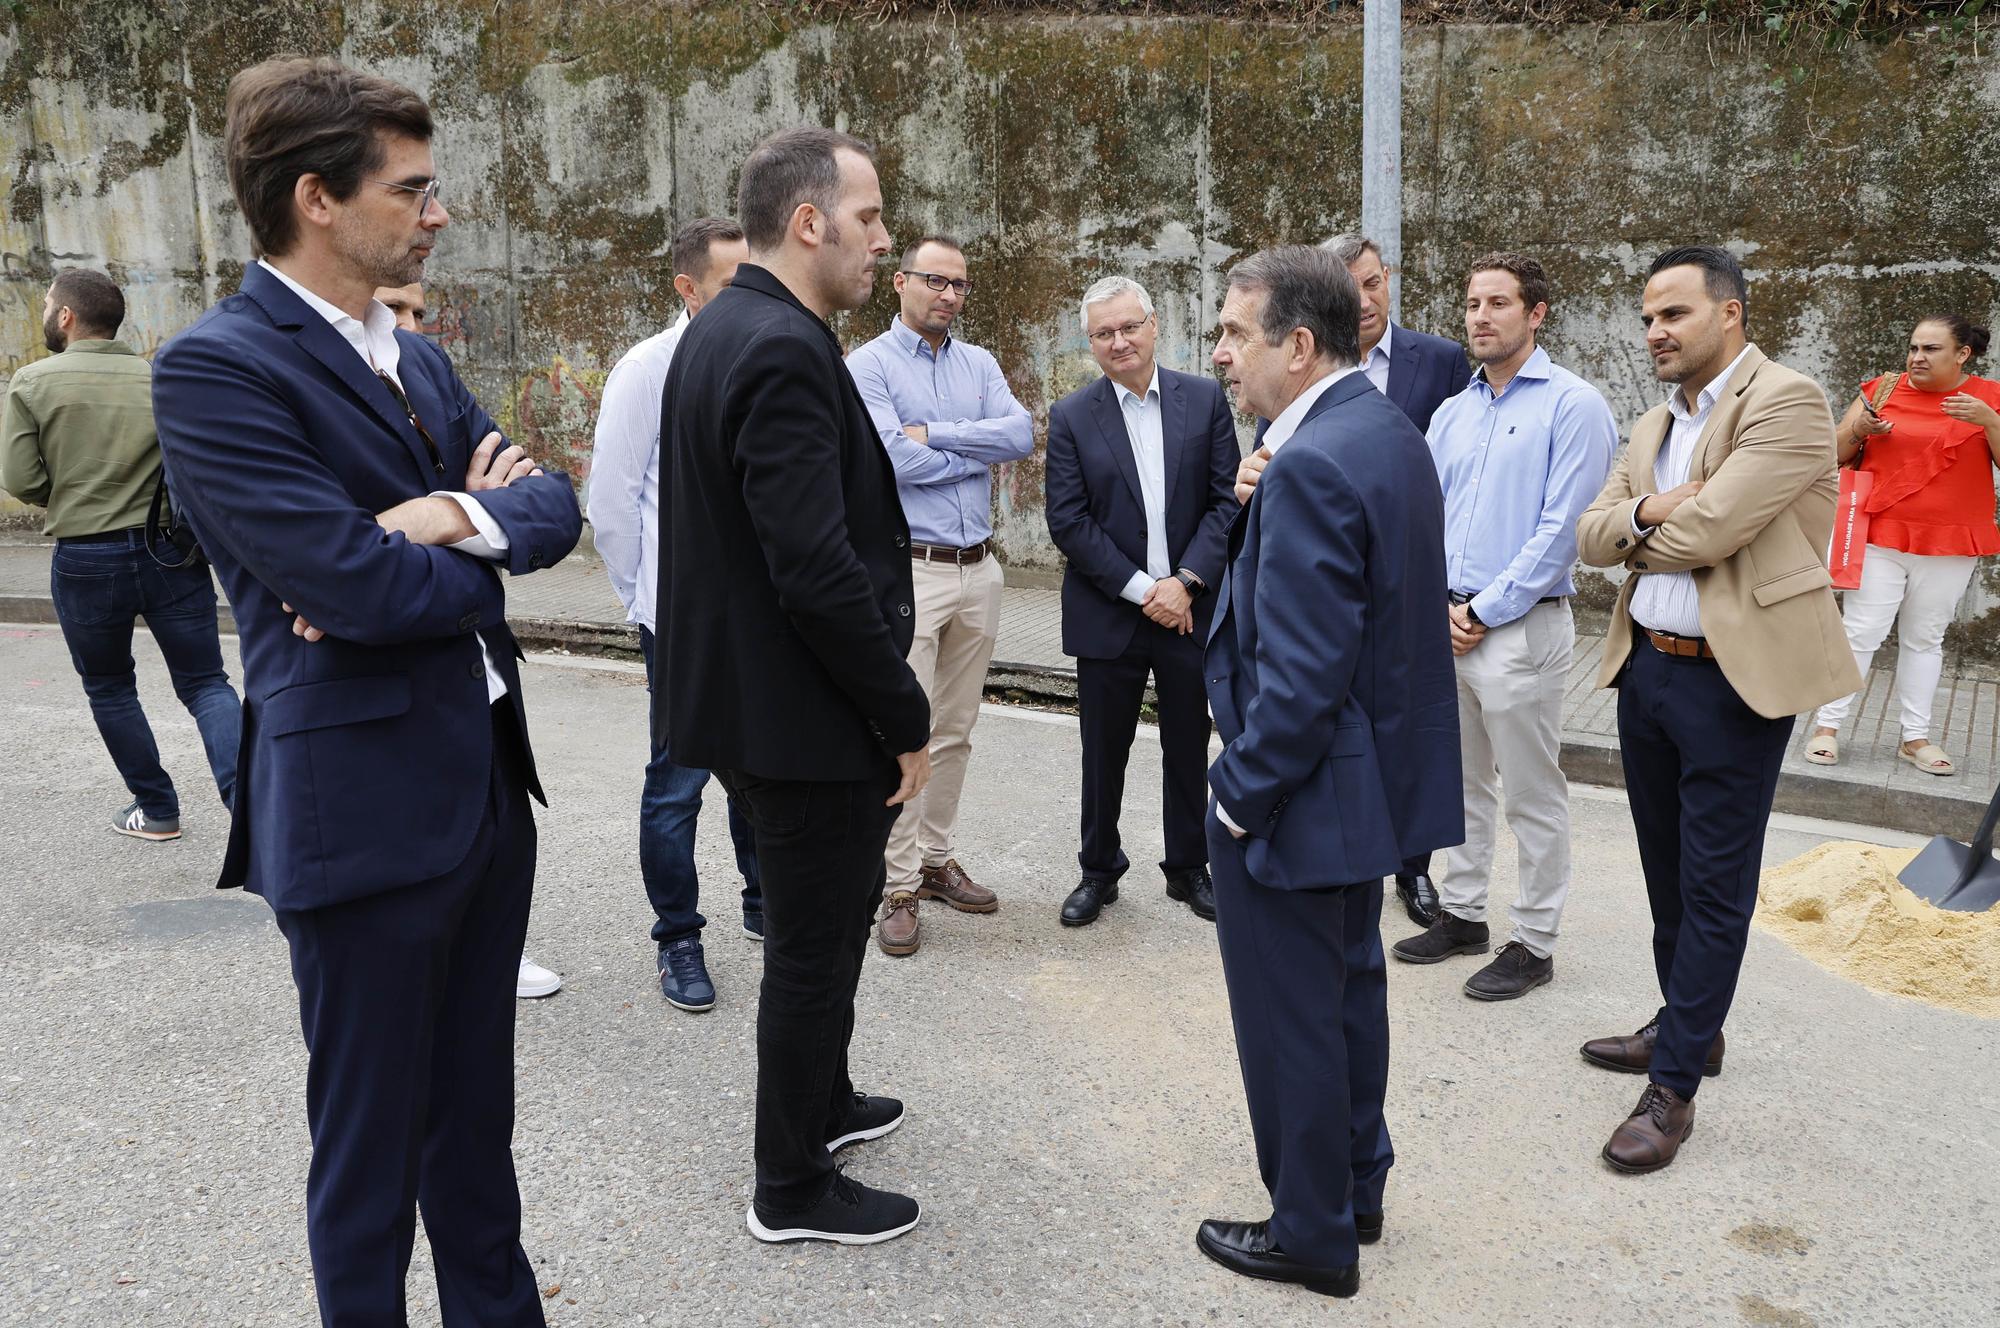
top-left (1, 269), bottom-right (240, 841)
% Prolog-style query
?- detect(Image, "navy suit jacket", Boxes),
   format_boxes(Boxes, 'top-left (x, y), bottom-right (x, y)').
top-left (1253, 321), bottom-right (1470, 442)
top-left (1043, 367), bottom-right (1241, 660)
top-left (1206, 372), bottom-right (1463, 889)
top-left (151, 264), bottom-right (582, 912)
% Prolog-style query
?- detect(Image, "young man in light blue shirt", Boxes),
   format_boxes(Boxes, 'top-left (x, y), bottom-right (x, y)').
top-left (845, 235), bottom-right (1033, 956)
top-left (1390, 253), bottom-right (1617, 1001)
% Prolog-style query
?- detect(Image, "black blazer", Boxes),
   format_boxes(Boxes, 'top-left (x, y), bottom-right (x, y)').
top-left (1384, 323), bottom-right (1473, 435)
top-left (653, 263), bottom-right (928, 779)
top-left (1044, 367), bottom-right (1241, 660)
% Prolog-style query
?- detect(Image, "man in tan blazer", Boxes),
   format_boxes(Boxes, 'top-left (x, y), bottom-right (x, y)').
top-left (1574, 245), bottom-right (1860, 1176)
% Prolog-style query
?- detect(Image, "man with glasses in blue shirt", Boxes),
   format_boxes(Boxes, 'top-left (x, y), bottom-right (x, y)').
top-left (1389, 253), bottom-right (1616, 1000)
top-left (846, 235), bottom-right (1032, 956)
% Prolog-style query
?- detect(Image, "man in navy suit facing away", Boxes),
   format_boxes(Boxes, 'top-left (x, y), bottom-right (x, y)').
top-left (1245, 233), bottom-right (1471, 930)
top-left (152, 58), bottom-right (581, 1327)
top-left (1197, 246), bottom-right (1462, 1299)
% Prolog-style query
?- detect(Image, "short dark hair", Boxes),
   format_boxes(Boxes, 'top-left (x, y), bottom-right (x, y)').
top-left (1916, 312), bottom-right (1992, 362)
top-left (48, 269), bottom-right (125, 337)
top-left (225, 57), bottom-right (433, 259)
top-left (1467, 252), bottom-right (1549, 312)
top-left (900, 234), bottom-right (962, 272)
top-left (1227, 245), bottom-right (1361, 368)
top-left (1649, 245), bottom-right (1748, 326)
top-left (670, 216), bottom-right (744, 284)
top-left (736, 127), bottom-right (875, 253)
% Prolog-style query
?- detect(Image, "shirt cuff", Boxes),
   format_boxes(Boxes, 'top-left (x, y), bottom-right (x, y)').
top-left (432, 491), bottom-right (511, 561)
top-left (1629, 503), bottom-right (1655, 539)
top-left (1215, 800), bottom-right (1247, 835)
top-left (1119, 570), bottom-right (1154, 605)
top-left (1468, 586), bottom-right (1514, 628)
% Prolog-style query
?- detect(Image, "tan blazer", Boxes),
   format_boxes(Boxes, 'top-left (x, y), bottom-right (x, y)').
top-left (1577, 345), bottom-right (1863, 719)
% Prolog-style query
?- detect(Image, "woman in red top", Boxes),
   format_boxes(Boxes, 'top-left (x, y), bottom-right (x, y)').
top-left (1808, 314), bottom-right (2000, 775)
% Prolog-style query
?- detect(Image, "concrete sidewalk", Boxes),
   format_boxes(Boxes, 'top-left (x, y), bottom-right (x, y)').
top-left (1, 534), bottom-right (1987, 838)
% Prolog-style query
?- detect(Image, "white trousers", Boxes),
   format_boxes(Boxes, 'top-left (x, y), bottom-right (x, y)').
top-left (1814, 545), bottom-right (1976, 741)
top-left (1439, 599), bottom-right (1574, 958)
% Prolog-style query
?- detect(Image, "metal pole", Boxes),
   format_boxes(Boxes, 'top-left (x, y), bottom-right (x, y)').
top-left (1361, 0), bottom-right (1402, 321)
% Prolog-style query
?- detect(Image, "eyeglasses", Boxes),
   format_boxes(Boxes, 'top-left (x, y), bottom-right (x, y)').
top-left (368, 177), bottom-right (442, 216)
top-left (903, 270), bottom-right (972, 297)
top-left (377, 371), bottom-right (446, 476)
top-left (1088, 315), bottom-right (1153, 346)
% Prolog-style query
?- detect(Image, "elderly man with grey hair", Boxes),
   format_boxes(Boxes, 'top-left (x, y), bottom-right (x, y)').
top-left (1042, 275), bottom-right (1240, 928)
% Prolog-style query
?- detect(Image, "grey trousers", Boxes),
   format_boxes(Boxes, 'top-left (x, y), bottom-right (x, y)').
top-left (1438, 598), bottom-right (1573, 957)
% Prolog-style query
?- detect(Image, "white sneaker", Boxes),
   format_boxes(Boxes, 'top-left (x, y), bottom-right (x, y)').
top-left (516, 956), bottom-right (561, 999)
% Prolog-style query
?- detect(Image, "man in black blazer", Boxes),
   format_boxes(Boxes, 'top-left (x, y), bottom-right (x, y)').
top-left (1044, 276), bottom-right (1239, 927)
top-left (1246, 232), bottom-right (1471, 929)
top-left (656, 127), bottom-right (931, 1246)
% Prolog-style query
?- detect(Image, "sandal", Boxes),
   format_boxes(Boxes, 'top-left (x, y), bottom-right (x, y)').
top-left (1804, 733), bottom-right (1839, 765)
top-left (1899, 743), bottom-right (1956, 776)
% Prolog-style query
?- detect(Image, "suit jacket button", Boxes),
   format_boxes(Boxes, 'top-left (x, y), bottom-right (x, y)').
top-left (894, 535), bottom-right (908, 548)
top-left (470, 662), bottom-right (486, 680)
top-left (1615, 538), bottom-right (1629, 550)
top-left (458, 611), bottom-right (478, 631)
top-left (528, 550), bottom-right (544, 569)
top-left (898, 604), bottom-right (912, 618)
top-left (1634, 561), bottom-right (1649, 570)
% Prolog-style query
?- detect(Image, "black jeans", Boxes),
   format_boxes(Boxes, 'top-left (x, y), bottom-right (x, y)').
top-left (1616, 643), bottom-right (1793, 1098)
top-left (49, 533), bottom-right (241, 818)
top-left (716, 764), bottom-right (899, 1212)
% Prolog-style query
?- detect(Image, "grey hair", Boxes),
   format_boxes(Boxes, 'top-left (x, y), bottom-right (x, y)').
top-left (1079, 275), bottom-right (1155, 334)
top-left (1320, 232), bottom-right (1381, 268)
top-left (1226, 246), bottom-right (1362, 368)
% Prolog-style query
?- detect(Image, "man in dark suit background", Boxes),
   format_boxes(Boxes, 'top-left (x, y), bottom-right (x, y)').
top-left (151, 58), bottom-right (581, 1326)
top-left (1043, 276), bottom-right (1239, 927)
top-left (656, 127), bottom-right (932, 1246)
top-left (1198, 246), bottom-right (1462, 1298)
top-left (1244, 232), bottom-right (1471, 929)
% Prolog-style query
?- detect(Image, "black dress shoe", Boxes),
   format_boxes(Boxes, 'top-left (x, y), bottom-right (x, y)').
top-left (1060, 878), bottom-right (1119, 927)
top-left (1195, 1218), bottom-right (1358, 1298)
top-left (1164, 866), bottom-right (1216, 922)
top-left (1394, 872), bottom-right (1441, 927)
top-left (1355, 1211), bottom-right (1383, 1245)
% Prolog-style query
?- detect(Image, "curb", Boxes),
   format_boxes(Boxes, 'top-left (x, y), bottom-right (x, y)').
top-left (0, 594), bottom-right (1976, 841)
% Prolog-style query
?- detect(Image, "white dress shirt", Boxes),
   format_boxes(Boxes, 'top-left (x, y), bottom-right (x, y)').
top-left (1214, 363), bottom-right (1360, 836)
top-left (1359, 321), bottom-right (1394, 398)
top-left (588, 308), bottom-right (688, 632)
top-left (259, 259), bottom-right (509, 702)
top-left (1628, 343), bottom-right (1758, 638)
top-left (1114, 368), bottom-right (1173, 606)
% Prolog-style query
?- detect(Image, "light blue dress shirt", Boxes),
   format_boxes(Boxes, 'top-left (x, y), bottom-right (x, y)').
top-left (1426, 345), bottom-right (1618, 628)
top-left (846, 318), bottom-right (1033, 547)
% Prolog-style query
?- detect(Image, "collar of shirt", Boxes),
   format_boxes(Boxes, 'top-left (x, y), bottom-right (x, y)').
top-left (260, 258), bottom-right (405, 384)
top-left (57, 339), bottom-right (138, 359)
top-left (888, 314), bottom-right (950, 362)
top-left (1112, 367), bottom-right (1162, 411)
top-left (669, 306), bottom-right (690, 335)
top-left (1667, 341), bottom-right (1756, 424)
top-left (1367, 320), bottom-right (1394, 372)
top-left (1472, 343), bottom-right (1553, 398)
top-left (1263, 365), bottom-right (1359, 454)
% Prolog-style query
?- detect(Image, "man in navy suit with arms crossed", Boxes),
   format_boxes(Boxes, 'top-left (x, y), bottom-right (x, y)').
top-left (152, 58), bottom-right (581, 1327)
top-left (1199, 246), bottom-right (1461, 1298)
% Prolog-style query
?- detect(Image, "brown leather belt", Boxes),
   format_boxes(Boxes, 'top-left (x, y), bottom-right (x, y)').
top-left (911, 539), bottom-right (988, 565)
top-left (1643, 627), bottom-right (1717, 660)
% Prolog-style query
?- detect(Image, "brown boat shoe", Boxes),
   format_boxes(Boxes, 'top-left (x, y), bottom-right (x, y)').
top-left (1602, 1081), bottom-right (1696, 1174)
top-left (878, 891), bottom-right (921, 956)
top-left (917, 858), bottom-right (998, 913)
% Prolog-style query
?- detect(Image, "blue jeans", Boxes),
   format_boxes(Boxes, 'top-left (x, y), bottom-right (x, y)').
top-left (638, 627), bottom-right (760, 945)
top-left (49, 534), bottom-right (241, 819)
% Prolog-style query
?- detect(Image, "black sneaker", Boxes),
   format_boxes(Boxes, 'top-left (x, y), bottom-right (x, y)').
top-left (746, 1170), bottom-right (920, 1245)
top-left (1463, 941), bottom-right (1553, 1001)
top-left (742, 907), bottom-right (765, 942)
top-left (1390, 912), bottom-right (1490, 964)
top-left (827, 1092), bottom-right (905, 1154)
top-left (112, 801), bottom-right (181, 842)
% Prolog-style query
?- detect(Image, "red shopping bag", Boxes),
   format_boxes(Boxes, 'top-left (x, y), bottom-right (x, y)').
top-left (1829, 466), bottom-right (1873, 590)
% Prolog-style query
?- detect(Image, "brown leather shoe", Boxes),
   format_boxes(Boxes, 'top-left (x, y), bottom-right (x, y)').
top-left (916, 858), bottom-right (998, 913)
top-left (877, 891), bottom-right (920, 956)
top-left (1580, 1018), bottom-right (1724, 1077)
top-left (1602, 1082), bottom-right (1695, 1174)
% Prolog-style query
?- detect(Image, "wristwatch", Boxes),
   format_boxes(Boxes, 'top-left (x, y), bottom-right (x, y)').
top-left (1463, 602), bottom-right (1485, 628)
top-left (1175, 568), bottom-right (1204, 597)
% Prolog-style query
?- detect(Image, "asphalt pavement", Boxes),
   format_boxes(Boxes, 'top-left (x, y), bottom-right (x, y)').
top-left (1, 624), bottom-right (1995, 1327)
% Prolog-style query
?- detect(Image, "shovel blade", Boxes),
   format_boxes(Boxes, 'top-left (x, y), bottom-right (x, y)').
top-left (1897, 835), bottom-right (2000, 912)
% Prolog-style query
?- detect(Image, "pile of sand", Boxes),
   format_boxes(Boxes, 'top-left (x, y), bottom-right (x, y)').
top-left (1757, 842), bottom-right (2000, 1019)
